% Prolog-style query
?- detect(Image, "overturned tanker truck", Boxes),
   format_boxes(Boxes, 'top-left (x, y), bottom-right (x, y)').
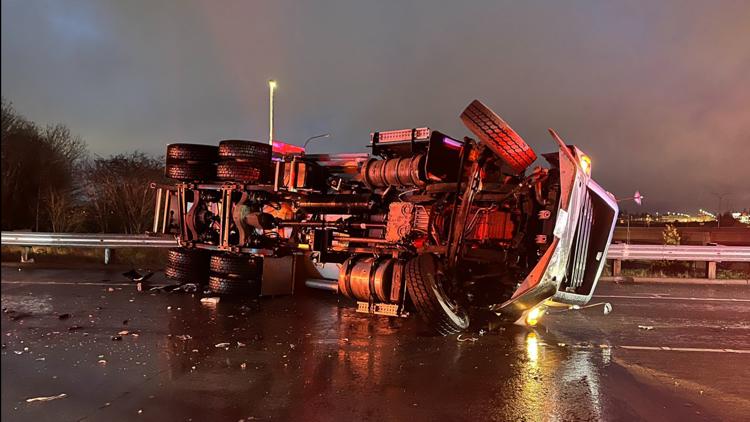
top-left (154, 100), bottom-right (618, 335)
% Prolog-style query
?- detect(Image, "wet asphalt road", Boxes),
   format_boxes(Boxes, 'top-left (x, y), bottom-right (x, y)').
top-left (1, 265), bottom-right (749, 422)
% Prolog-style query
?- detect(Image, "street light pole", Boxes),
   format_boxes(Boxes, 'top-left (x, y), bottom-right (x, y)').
top-left (268, 80), bottom-right (277, 146)
top-left (303, 133), bottom-right (331, 152)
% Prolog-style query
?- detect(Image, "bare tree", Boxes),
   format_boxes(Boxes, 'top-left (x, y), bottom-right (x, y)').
top-left (1, 99), bottom-right (88, 231)
top-left (45, 187), bottom-right (85, 232)
top-left (82, 152), bottom-right (164, 233)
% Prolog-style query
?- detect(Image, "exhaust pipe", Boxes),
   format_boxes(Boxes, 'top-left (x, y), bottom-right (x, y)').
top-left (305, 278), bottom-right (338, 292)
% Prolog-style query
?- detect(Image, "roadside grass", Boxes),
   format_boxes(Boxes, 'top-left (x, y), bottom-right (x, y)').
top-left (1, 246), bottom-right (169, 267)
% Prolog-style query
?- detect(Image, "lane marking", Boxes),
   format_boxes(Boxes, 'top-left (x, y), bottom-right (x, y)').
top-left (594, 294), bottom-right (750, 303)
top-left (620, 345), bottom-right (750, 354)
top-left (1, 281), bottom-right (132, 287)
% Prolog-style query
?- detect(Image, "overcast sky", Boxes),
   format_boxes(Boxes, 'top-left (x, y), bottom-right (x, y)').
top-left (2, 0), bottom-right (748, 212)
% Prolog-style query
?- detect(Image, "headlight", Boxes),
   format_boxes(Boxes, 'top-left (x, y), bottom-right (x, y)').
top-left (579, 154), bottom-right (592, 175)
top-left (525, 305), bottom-right (546, 326)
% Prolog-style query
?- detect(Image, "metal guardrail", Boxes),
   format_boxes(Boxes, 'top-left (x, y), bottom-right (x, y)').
top-left (1, 232), bottom-right (178, 248)
top-left (607, 243), bottom-right (750, 262)
top-left (1, 232), bottom-right (178, 264)
top-left (607, 243), bottom-right (750, 279)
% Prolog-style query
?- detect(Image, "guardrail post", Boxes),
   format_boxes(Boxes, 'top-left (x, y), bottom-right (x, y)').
top-left (20, 246), bottom-right (33, 263)
top-left (104, 248), bottom-right (112, 265)
top-left (707, 261), bottom-right (717, 279)
top-left (613, 259), bottom-right (622, 276)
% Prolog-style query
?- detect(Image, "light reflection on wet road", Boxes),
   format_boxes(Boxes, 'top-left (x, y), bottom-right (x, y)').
top-left (2, 267), bottom-right (748, 421)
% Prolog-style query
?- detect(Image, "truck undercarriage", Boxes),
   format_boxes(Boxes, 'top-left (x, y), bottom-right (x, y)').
top-left (154, 100), bottom-right (618, 335)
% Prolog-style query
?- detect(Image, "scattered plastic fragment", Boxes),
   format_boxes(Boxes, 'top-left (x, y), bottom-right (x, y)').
top-left (175, 334), bottom-right (192, 341)
top-left (172, 283), bottom-right (198, 293)
top-left (98, 359), bottom-right (107, 365)
top-left (111, 335), bottom-right (122, 341)
top-left (215, 342), bottom-right (231, 348)
top-left (638, 325), bottom-right (654, 330)
top-left (26, 393), bottom-right (67, 403)
top-left (118, 330), bottom-right (130, 336)
top-left (237, 341), bottom-right (246, 347)
top-left (456, 334), bottom-right (479, 343)
top-left (201, 297), bottom-right (220, 306)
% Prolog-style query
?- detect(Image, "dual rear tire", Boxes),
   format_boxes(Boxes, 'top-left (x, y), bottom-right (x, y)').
top-left (165, 144), bottom-right (218, 181)
top-left (164, 248), bottom-right (209, 284)
top-left (165, 248), bottom-right (260, 296)
top-left (216, 140), bottom-right (273, 183)
top-left (208, 253), bottom-right (261, 296)
top-left (164, 140), bottom-right (273, 183)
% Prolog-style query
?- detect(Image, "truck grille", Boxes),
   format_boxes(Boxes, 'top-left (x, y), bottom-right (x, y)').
top-left (568, 191), bottom-right (593, 290)
top-left (561, 185), bottom-right (615, 295)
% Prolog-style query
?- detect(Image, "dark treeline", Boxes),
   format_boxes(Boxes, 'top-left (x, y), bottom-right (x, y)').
top-left (1, 99), bottom-right (165, 233)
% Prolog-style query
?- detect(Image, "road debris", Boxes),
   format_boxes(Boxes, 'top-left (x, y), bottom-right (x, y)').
top-left (201, 297), bottom-right (220, 306)
top-left (122, 269), bottom-right (154, 283)
top-left (172, 283), bottom-right (199, 293)
top-left (638, 325), bottom-right (655, 330)
top-left (457, 334), bottom-right (479, 343)
top-left (26, 393), bottom-right (67, 403)
top-left (215, 342), bottom-right (231, 348)
top-left (111, 335), bottom-right (122, 341)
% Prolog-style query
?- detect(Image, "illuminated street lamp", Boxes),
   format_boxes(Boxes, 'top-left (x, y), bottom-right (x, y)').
top-left (268, 80), bottom-right (277, 146)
